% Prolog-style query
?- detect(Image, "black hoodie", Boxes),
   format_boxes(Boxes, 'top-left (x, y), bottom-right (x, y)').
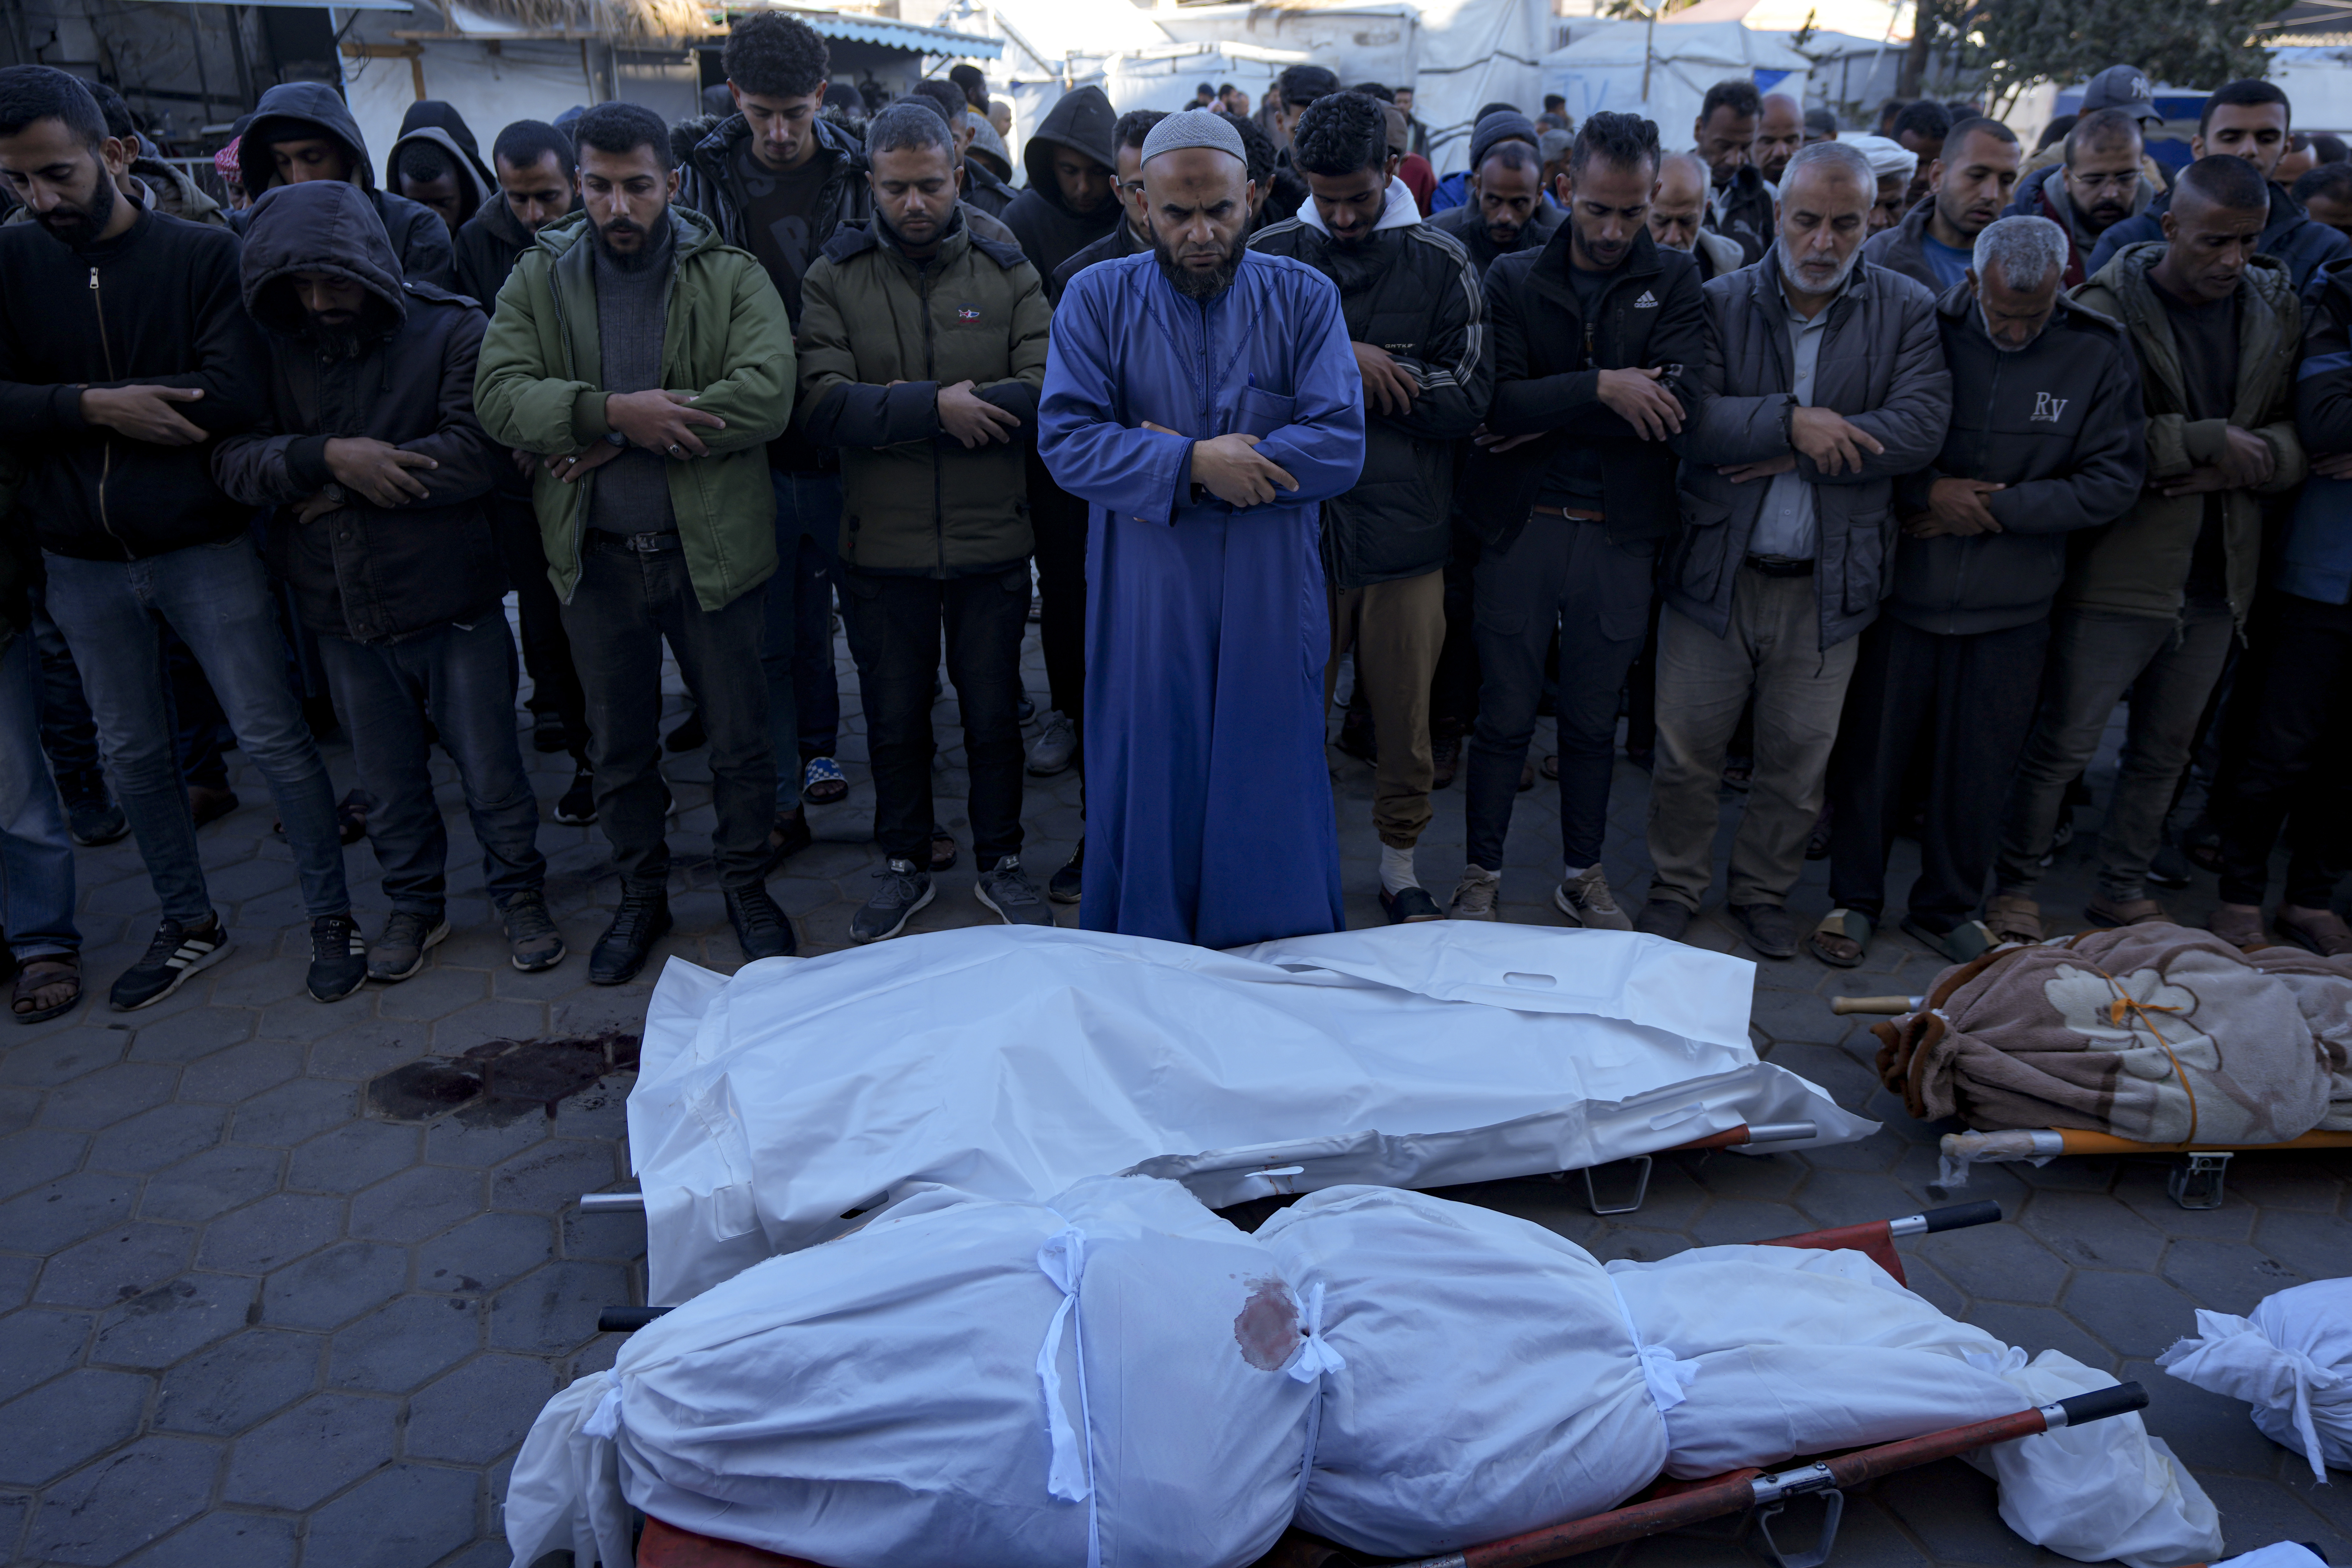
top-left (211, 181), bottom-right (504, 644)
top-left (236, 82), bottom-right (456, 290)
top-left (1002, 86), bottom-right (1122, 287)
top-left (387, 100), bottom-right (496, 203)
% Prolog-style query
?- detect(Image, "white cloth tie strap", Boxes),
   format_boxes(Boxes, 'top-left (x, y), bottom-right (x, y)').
top-left (1285, 1279), bottom-right (1349, 1514)
top-left (1608, 1277), bottom-right (1698, 1415)
top-left (584, 1383), bottom-right (624, 1440)
top-left (1034, 1226), bottom-right (1101, 1568)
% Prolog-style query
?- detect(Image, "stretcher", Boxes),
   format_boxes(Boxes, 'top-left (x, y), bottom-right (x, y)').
top-left (1834, 993), bottom-right (2352, 1207)
top-left (600, 1201), bottom-right (2151, 1568)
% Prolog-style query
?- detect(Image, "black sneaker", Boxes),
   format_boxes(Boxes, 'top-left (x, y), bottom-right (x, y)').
top-left (767, 807), bottom-right (812, 871)
top-left (852, 859), bottom-right (933, 943)
top-left (366, 910), bottom-right (449, 984)
top-left (532, 711), bottom-right (573, 754)
top-left (502, 893), bottom-right (567, 972)
top-left (555, 763), bottom-right (596, 825)
top-left (1049, 841), bottom-right (1084, 905)
top-left (66, 795), bottom-right (128, 848)
top-left (975, 856), bottom-right (1052, 927)
top-left (110, 913), bottom-right (232, 1011)
top-left (590, 881), bottom-right (672, 986)
top-left (307, 913), bottom-right (368, 1002)
top-left (663, 711), bottom-right (706, 753)
top-left (724, 883), bottom-right (799, 960)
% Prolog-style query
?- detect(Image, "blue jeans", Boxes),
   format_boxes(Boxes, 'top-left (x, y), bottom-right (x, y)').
top-left (41, 538), bottom-right (351, 925)
top-left (764, 471), bottom-right (844, 809)
top-left (316, 618), bottom-right (547, 919)
top-left (0, 634), bottom-right (78, 960)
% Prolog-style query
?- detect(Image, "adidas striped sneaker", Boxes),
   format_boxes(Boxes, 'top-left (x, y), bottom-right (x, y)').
top-left (110, 913), bottom-right (232, 1011)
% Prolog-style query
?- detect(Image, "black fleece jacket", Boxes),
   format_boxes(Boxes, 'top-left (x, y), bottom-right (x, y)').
top-left (0, 207), bottom-right (268, 560)
top-left (1002, 87), bottom-right (1122, 286)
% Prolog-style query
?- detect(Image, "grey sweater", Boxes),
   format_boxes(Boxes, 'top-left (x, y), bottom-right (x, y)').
top-left (589, 222), bottom-right (677, 536)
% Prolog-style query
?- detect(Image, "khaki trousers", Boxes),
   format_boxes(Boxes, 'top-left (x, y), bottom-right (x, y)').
top-left (1327, 569), bottom-right (1446, 849)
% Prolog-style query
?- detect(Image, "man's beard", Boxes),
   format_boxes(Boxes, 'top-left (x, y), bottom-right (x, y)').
top-left (1654, 228), bottom-right (1695, 254)
top-left (1484, 217), bottom-right (1525, 248)
top-left (1154, 228), bottom-right (1248, 300)
top-left (38, 169), bottom-right (117, 251)
top-left (1786, 244), bottom-right (1861, 298)
top-left (1980, 301), bottom-right (2043, 354)
top-left (592, 209), bottom-right (668, 272)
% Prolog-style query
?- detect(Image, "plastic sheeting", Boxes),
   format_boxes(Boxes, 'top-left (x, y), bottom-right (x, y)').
top-left (626, 924), bottom-right (1877, 1304)
top-left (2161, 1276), bottom-right (2352, 1479)
top-left (1540, 20), bottom-right (1814, 148)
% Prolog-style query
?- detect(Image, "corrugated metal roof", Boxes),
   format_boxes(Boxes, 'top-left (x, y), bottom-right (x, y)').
top-left (789, 11), bottom-right (1004, 56)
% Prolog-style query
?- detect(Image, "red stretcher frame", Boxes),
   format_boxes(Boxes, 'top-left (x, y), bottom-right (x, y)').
top-left (623, 1201), bottom-right (2151, 1568)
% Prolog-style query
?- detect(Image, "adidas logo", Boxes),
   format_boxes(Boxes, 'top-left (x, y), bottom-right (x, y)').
top-left (1633, 290), bottom-right (1659, 309)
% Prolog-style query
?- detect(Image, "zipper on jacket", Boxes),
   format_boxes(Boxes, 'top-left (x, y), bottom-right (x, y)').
top-left (920, 260), bottom-right (943, 575)
top-left (90, 264), bottom-right (129, 559)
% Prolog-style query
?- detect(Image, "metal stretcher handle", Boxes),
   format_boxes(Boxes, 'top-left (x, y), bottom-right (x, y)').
top-left (599, 1306), bottom-right (672, 1332)
top-left (1397, 1383), bottom-right (2149, 1568)
top-left (1890, 1201), bottom-right (2003, 1237)
top-left (1829, 995), bottom-right (1924, 1016)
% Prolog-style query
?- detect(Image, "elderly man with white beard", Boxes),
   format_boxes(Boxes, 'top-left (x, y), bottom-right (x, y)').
top-left (1814, 215), bottom-right (2144, 969)
top-left (1635, 139), bottom-right (1951, 959)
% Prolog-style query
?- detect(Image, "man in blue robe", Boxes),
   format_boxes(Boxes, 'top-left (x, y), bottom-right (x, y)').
top-left (1039, 112), bottom-right (1367, 947)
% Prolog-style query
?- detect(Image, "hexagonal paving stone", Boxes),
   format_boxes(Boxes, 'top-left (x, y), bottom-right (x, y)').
top-left (0, 1126), bottom-right (90, 1201)
top-left (2163, 1238), bottom-right (2307, 1316)
top-left (262, 1242), bottom-right (411, 1330)
top-left (0, 1026), bottom-right (128, 1088)
top-left (422, 1110), bottom-right (550, 1170)
top-left (123, 1006), bottom-right (256, 1065)
top-left (139, 1145), bottom-right (283, 1225)
top-left (2254, 1207), bottom-right (2352, 1281)
top-left (152, 1327), bottom-right (322, 1437)
top-left (228, 1077), bottom-right (358, 1146)
top-left (221, 1392), bottom-right (398, 1510)
top-left (350, 1163), bottom-right (485, 1244)
top-left (1906, 1217), bottom-right (2070, 1305)
top-left (405, 1354), bottom-right (558, 1464)
top-left (35, 1061), bottom-right (179, 1131)
top-left (88, 1268), bottom-right (255, 1368)
top-left (490, 1137), bottom-right (618, 1213)
top-left (0, 1366), bottom-right (153, 1486)
top-left (0, 1170), bottom-right (140, 1253)
top-left (488, 1260), bottom-right (632, 1355)
top-left (18, 1434), bottom-right (220, 1566)
top-left (2016, 1189), bottom-right (2168, 1272)
top-left (0, 1307), bottom-right (91, 1401)
top-left (300, 1462), bottom-right (480, 1568)
top-left (174, 1040), bottom-right (303, 1105)
top-left (118, 1509), bottom-right (299, 1568)
top-left (2059, 1269), bottom-right (2204, 1361)
top-left (196, 1191), bottom-right (344, 1275)
top-left (330, 1293), bottom-right (482, 1393)
top-left (287, 1119), bottom-right (420, 1195)
top-left (419, 1212), bottom-right (555, 1294)
top-left (36, 1223), bottom-right (196, 1308)
top-left (85, 1103), bottom-right (228, 1176)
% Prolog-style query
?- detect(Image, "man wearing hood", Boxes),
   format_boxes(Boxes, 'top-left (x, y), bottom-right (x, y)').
top-left (677, 12), bottom-right (875, 861)
top-left (2088, 80), bottom-right (2351, 291)
top-left (1862, 116), bottom-right (2021, 292)
top-left (1696, 78), bottom-right (1774, 265)
top-left (474, 102), bottom-right (798, 981)
top-left (212, 180), bottom-right (562, 984)
top-left (1252, 92), bottom-right (1489, 923)
top-left (388, 99), bottom-right (495, 237)
top-left (236, 81), bottom-right (454, 289)
top-left (1991, 155), bottom-right (2306, 940)
top-left (1052, 109), bottom-right (1166, 298)
top-left (2002, 108), bottom-right (2158, 288)
top-left (1003, 83), bottom-right (1122, 284)
top-left (0, 67), bottom-right (369, 1009)
top-left (1039, 112), bottom-right (1366, 946)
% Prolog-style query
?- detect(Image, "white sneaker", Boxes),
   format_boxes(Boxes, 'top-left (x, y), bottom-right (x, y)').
top-left (1555, 865), bottom-right (1633, 930)
top-left (1448, 867), bottom-right (1500, 921)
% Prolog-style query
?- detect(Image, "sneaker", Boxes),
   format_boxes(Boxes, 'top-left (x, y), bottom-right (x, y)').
top-left (1380, 885), bottom-right (1445, 923)
top-left (1448, 867), bottom-right (1500, 921)
top-left (1027, 710), bottom-right (1078, 776)
top-left (724, 883), bottom-right (799, 960)
top-left (66, 795), bottom-right (128, 848)
top-left (188, 784), bottom-right (240, 828)
top-left (366, 910), bottom-right (450, 984)
top-left (555, 763), bottom-right (596, 825)
top-left (110, 913), bottom-right (232, 1011)
top-left (532, 711), bottom-right (573, 754)
top-left (307, 913), bottom-right (369, 1002)
top-left (502, 893), bottom-right (567, 972)
top-left (1730, 902), bottom-right (1799, 960)
top-left (1555, 866), bottom-right (1633, 931)
top-left (975, 856), bottom-right (1052, 926)
top-left (664, 711), bottom-right (706, 753)
top-left (1049, 842), bottom-right (1084, 905)
top-left (852, 858), bottom-right (934, 943)
top-left (590, 881), bottom-right (672, 985)
top-left (1634, 899), bottom-right (1692, 942)
top-left (768, 807), bottom-right (812, 869)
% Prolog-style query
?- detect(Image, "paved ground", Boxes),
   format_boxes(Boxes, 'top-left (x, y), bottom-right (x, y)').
top-left (2, 609), bottom-right (2348, 1568)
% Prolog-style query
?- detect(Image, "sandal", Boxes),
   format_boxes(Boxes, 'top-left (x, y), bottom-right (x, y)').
top-left (1985, 892), bottom-right (2044, 945)
top-left (12, 954), bottom-right (81, 1025)
top-left (337, 788), bottom-right (370, 846)
top-left (1807, 908), bottom-right (1872, 968)
top-left (1901, 916), bottom-right (1997, 965)
top-left (2085, 894), bottom-right (2170, 928)
top-left (930, 828), bottom-right (957, 874)
top-left (2276, 906), bottom-right (2352, 958)
top-left (1541, 754), bottom-right (1559, 781)
top-left (802, 755), bottom-right (848, 806)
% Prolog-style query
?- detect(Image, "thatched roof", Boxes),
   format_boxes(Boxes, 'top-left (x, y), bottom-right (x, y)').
top-left (453, 0), bottom-right (718, 42)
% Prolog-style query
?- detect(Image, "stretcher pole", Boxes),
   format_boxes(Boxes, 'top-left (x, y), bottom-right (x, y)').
top-left (1393, 1383), bottom-right (2149, 1568)
top-left (1753, 1201), bottom-right (2002, 1286)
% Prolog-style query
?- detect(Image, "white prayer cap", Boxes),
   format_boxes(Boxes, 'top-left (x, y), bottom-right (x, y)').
top-left (1140, 111), bottom-right (1247, 167)
top-left (1840, 133), bottom-right (1917, 181)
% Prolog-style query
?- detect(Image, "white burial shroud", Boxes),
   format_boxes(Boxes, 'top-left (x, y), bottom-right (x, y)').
top-left (626, 924), bottom-right (1875, 1304)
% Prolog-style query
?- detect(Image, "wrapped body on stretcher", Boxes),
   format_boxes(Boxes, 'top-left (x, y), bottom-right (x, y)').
top-left (504, 1178), bottom-right (2221, 1568)
top-left (627, 925), bottom-right (1876, 1304)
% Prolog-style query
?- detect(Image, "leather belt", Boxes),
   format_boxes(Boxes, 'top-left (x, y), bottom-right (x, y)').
top-left (1531, 505), bottom-right (1607, 523)
top-left (1744, 554), bottom-right (1815, 578)
top-left (586, 530), bottom-right (684, 556)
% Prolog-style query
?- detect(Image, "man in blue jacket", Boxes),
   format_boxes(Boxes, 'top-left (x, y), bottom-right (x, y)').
top-left (1039, 112), bottom-right (1367, 947)
top-left (2087, 80), bottom-right (2350, 291)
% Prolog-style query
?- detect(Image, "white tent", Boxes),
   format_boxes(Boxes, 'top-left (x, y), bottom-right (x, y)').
top-left (1540, 20), bottom-right (1813, 151)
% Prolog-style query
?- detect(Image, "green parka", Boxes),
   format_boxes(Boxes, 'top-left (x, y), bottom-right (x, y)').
top-left (473, 205), bottom-right (795, 612)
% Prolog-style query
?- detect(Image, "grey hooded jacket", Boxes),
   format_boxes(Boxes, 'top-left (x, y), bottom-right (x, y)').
top-left (1674, 248), bottom-right (1953, 650)
top-left (234, 81), bottom-right (456, 290)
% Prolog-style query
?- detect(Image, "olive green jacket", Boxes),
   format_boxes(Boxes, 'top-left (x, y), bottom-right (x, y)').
top-left (474, 205), bottom-right (794, 612)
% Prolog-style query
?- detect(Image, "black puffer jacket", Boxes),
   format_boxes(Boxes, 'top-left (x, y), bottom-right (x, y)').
top-left (0, 205), bottom-right (267, 561)
top-left (1251, 181), bottom-right (1491, 587)
top-left (677, 111), bottom-right (871, 322)
top-left (452, 188), bottom-right (535, 311)
top-left (1002, 87), bottom-right (1122, 283)
top-left (1470, 225), bottom-right (1711, 553)
top-left (235, 82), bottom-right (455, 290)
top-left (212, 181), bottom-right (504, 644)
top-left (1888, 282), bottom-right (2145, 635)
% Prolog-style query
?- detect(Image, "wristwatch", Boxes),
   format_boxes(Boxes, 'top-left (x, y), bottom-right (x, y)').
top-left (603, 430), bottom-right (627, 448)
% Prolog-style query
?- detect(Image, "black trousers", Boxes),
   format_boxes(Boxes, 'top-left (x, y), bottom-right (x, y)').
top-left (1028, 448), bottom-right (1087, 734)
top-left (561, 534), bottom-right (773, 888)
top-left (1827, 615), bottom-right (2049, 933)
top-left (491, 493), bottom-right (587, 757)
top-left (2215, 591), bottom-right (2352, 908)
top-left (843, 564), bottom-right (1029, 867)
top-left (1430, 526), bottom-right (1482, 737)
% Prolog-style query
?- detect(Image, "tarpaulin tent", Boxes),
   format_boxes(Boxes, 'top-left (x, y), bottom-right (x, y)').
top-left (1541, 19), bottom-right (1813, 149)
